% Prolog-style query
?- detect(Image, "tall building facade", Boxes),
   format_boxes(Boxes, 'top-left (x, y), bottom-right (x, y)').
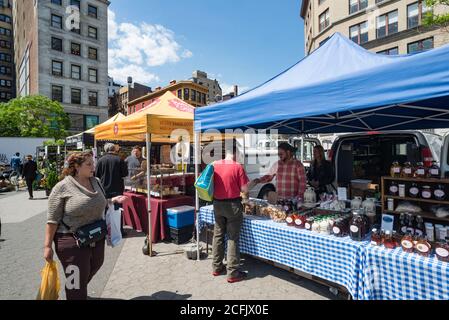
top-left (118, 78), bottom-right (152, 115)
top-left (0, 0), bottom-right (14, 102)
top-left (13, 0), bottom-right (109, 134)
top-left (190, 70), bottom-right (222, 104)
top-left (128, 80), bottom-right (208, 115)
top-left (301, 0), bottom-right (449, 55)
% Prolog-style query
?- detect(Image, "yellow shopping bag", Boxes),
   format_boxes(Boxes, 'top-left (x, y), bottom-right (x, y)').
top-left (36, 261), bottom-right (60, 300)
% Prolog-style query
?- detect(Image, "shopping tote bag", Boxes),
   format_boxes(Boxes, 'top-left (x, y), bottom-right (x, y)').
top-left (36, 261), bottom-right (60, 300)
top-left (106, 206), bottom-right (123, 248)
top-left (194, 163), bottom-right (214, 202)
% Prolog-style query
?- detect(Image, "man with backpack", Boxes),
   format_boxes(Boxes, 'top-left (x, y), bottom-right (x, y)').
top-left (10, 152), bottom-right (22, 175)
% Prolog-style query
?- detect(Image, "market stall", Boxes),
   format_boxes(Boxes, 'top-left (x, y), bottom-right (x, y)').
top-left (65, 113), bottom-right (126, 152)
top-left (193, 33), bottom-right (449, 299)
top-left (95, 91), bottom-right (195, 255)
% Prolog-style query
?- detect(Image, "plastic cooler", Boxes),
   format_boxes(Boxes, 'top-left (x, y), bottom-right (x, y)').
top-left (166, 205), bottom-right (195, 229)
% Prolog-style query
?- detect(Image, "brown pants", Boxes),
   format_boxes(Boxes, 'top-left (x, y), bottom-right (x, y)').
top-left (212, 199), bottom-right (243, 278)
top-left (54, 233), bottom-right (105, 300)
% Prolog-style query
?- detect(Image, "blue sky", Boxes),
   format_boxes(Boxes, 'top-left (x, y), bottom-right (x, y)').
top-left (108, 0), bottom-right (305, 94)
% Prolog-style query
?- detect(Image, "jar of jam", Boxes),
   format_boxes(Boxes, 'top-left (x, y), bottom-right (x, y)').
top-left (350, 211), bottom-right (368, 241)
top-left (408, 183), bottom-right (420, 198)
top-left (434, 184), bottom-right (446, 201)
top-left (286, 214), bottom-right (295, 227)
top-left (332, 218), bottom-right (349, 237)
top-left (305, 217), bottom-right (314, 231)
top-left (422, 186), bottom-right (432, 199)
top-left (370, 228), bottom-right (382, 246)
top-left (400, 232), bottom-right (415, 253)
top-left (401, 162), bottom-right (413, 178)
top-left (415, 162), bottom-right (427, 178)
top-left (390, 161), bottom-right (402, 178)
top-left (389, 182), bottom-right (399, 196)
top-left (294, 214), bottom-right (307, 229)
top-left (415, 237), bottom-right (432, 257)
top-left (429, 161), bottom-right (440, 179)
top-left (435, 238), bottom-right (449, 262)
top-left (383, 230), bottom-right (397, 249)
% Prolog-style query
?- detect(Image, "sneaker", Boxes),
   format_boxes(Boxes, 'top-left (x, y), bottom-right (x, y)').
top-left (227, 271), bottom-right (247, 283)
top-left (212, 266), bottom-right (227, 277)
top-left (29, 197), bottom-right (34, 200)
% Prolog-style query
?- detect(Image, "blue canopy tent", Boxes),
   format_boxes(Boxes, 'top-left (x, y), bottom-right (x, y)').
top-left (195, 33), bottom-right (449, 134)
top-left (192, 32), bottom-right (449, 260)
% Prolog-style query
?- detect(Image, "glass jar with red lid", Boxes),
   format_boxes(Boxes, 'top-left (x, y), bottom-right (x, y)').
top-left (435, 238), bottom-right (449, 262)
top-left (294, 214), bottom-right (307, 229)
top-left (400, 232), bottom-right (414, 253)
top-left (415, 237), bottom-right (432, 257)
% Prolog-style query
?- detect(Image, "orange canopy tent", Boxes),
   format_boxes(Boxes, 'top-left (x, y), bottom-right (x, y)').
top-left (94, 91), bottom-right (195, 256)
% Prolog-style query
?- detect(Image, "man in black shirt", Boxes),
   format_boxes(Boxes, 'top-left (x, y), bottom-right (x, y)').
top-left (95, 143), bottom-right (128, 236)
top-left (95, 143), bottom-right (128, 198)
top-left (22, 155), bottom-right (37, 200)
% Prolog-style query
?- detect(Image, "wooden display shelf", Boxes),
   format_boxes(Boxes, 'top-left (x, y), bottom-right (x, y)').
top-left (384, 210), bottom-right (449, 223)
top-left (385, 195), bottom-right (449, 206)
top-left (382, 176), bottom-right (449, 184)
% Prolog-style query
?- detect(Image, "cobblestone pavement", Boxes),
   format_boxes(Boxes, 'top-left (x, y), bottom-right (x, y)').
top-left (0, 190), bottom-right (124, 300)
top-left (101, 237), bottom-right (341, 300)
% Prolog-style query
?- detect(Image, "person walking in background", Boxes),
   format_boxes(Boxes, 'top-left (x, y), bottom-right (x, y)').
top-left (125, 146), bottom-right (144, 178)
top-left (44, 152), bottom-right (125, 300)
top-left (95, 143), bottom-right (128, 236)
top-left (10, 152), bottom-right (22, 175)
top-left (22, 155), bottom-right (37, 200)
top-left (212, 140), bottom-right (249, 283)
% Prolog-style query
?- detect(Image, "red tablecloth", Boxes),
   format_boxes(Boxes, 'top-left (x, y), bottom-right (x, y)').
top-left (122, 192), bottom-right (194, 243)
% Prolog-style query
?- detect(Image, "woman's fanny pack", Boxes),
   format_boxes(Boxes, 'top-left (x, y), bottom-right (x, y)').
top-left (61, 219), bottom-right (107, 248)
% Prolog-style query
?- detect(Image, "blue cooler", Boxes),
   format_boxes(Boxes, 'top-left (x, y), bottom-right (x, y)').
top-left (166, 206), bottom-right (195, 229)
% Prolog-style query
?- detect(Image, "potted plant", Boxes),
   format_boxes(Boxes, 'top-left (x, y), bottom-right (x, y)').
top-left (43, 163), bottom-right (60, 197)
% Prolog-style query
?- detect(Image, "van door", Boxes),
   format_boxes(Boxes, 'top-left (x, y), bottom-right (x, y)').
top-left (440, 133), bottom-right (449, 178)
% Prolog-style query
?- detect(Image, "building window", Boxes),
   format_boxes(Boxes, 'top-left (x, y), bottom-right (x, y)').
top-left (88, 26), bottom-right (98, 39)
top-left (377, 47), bottom-right (399, 55)
top-left (177, 89), bottom-right (182, 98)
top-left (0, 92), bottom-right (12, 100)
top-left (71, 42), bottom-right (81, 56)
top-left (88, 47), bottom-right (98, 60)
top-left (0, 40), bottom-right (11, 49)
top-left (377, 10), bottom-right (398, 39)
top-left (0, 79), bottom-right (11, 87)
top-left (51, 14), bottom-right (62, 29)
top-left (68, 114), bottom-right (84, 131)
top-left (197, 92), bottom-right (201, 103)
top-left (71, 88), bottom-right (81, 104)
top-left (0, 14), bottom-right (11, 23)
top-left (85, 115), bottom-right (99, 130)
top-left (52, 60), bottom-right (63, 76)
top-left (51, 37), bottom-right (63, 51)
top-left (88, 5), bottom-right (98, 18)
top-left (350, 22), bottom-right (368, 44)
top-left (183, 88), bottom-right (189, 100)
top-left (0, 27), bottom-right (11, 36)
top-left (408, 37), bottom-right (434, 54)
top-left (191, 90), bottom-right (196, 102)
top-left (51, 0), bottom-right (62, 5)
top-left (70, 0), bottom-right (80, 9)
top-left (0, 53), bottom-right (11, 62)
top-left (0, 66), bottom-right (11, 75)
top-left (52, 85), bottom-right (63, 102)
top-left (202, 93), bottom-right (206, 104)
top-left (71, 65), bottom-right (81, 80)
top-left (349, 0), bottom-right (367, 15)
top-left (88, 91), bottom-right (98, 106)
top-left (319, 9), bottom-right (330, 32)
top-left (408, 1), bottom-right (430, 29)
top-left (88, 68), bottom-right (97, 82)
top-left (70, 20), bottom-right (81, 34)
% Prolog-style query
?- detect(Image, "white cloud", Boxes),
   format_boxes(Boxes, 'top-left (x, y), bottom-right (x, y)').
top-left (108, 9), bottom-right (193, 85)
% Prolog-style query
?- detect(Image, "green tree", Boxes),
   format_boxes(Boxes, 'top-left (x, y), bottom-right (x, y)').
top-left (424, 0), bottom-right (449, 28)
top-left (0, 95), bottom-right (70, 139)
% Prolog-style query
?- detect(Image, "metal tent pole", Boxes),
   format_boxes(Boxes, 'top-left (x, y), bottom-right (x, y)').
top-left (194, 131), bottom-right (201, 261)
top-left (146, 133), bottom-right (153, 256)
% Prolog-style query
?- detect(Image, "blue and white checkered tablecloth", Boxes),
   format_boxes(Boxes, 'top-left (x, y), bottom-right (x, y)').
top-left (361, 245), bottom-right (449, 300)
top-left (199, 205), bottom-right (368, 300)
